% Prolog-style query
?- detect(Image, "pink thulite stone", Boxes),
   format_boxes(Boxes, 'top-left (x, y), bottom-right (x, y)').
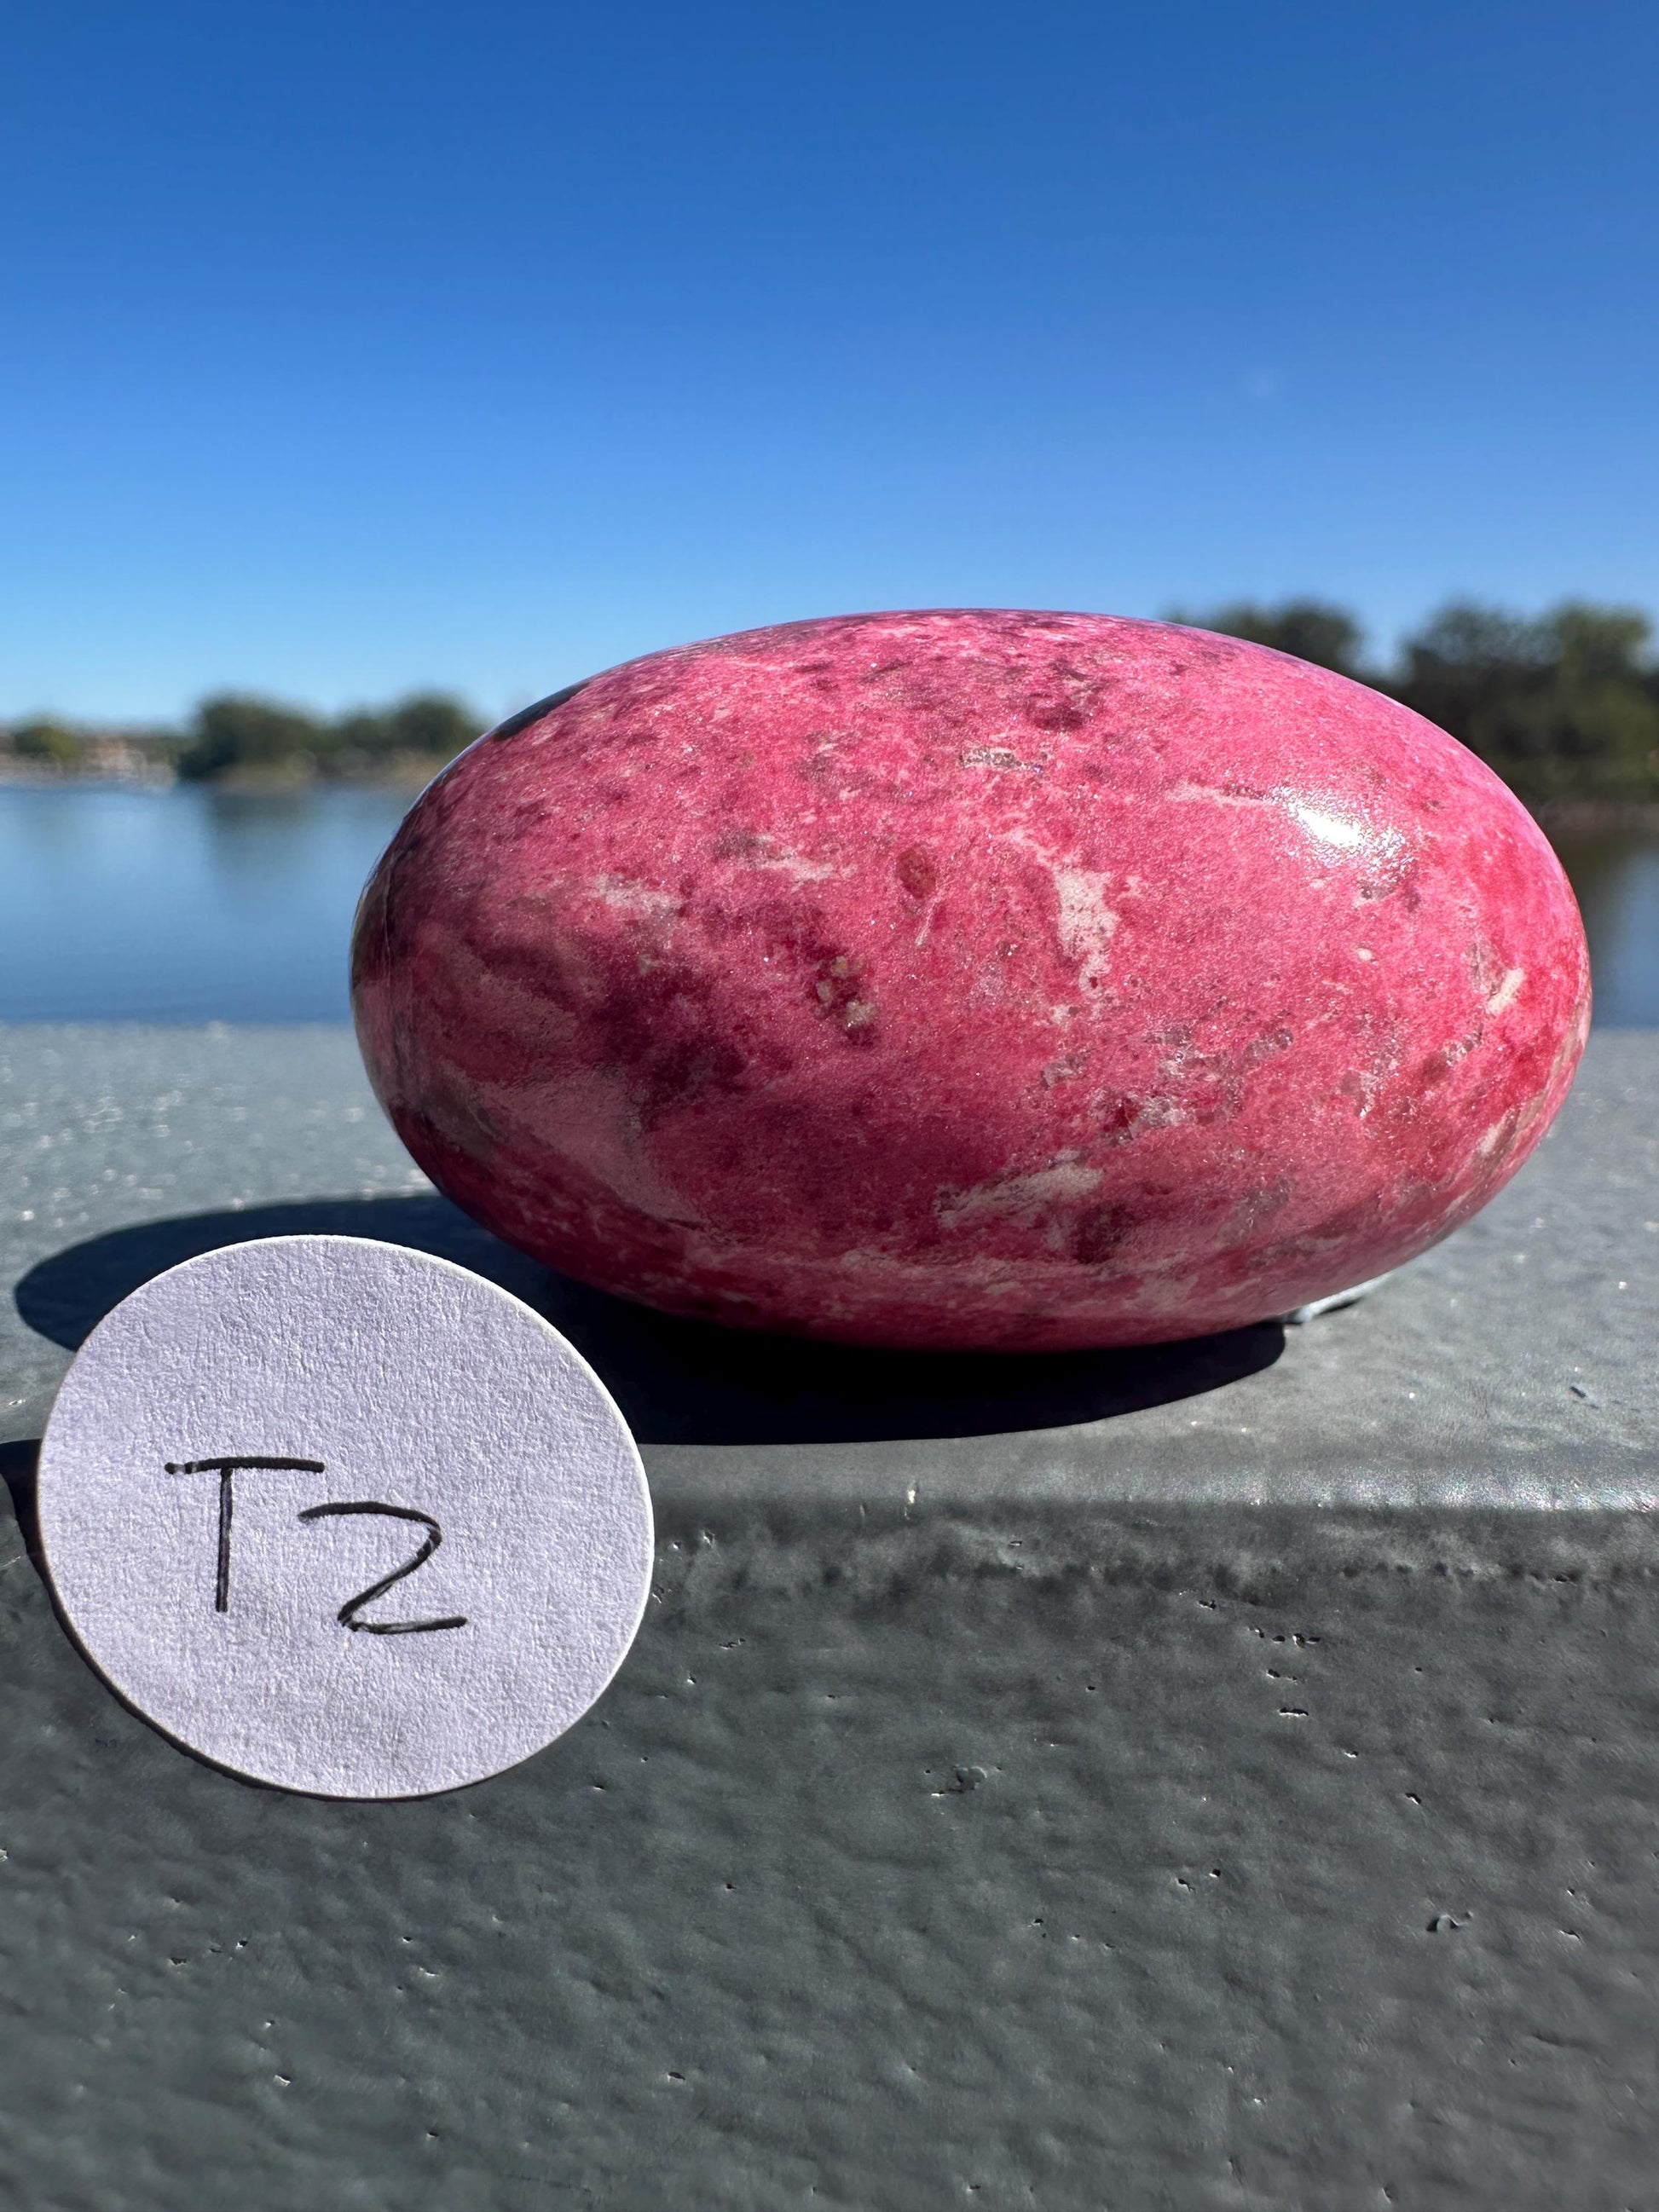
top-left (352, 610), bottom-right (1590, 1350)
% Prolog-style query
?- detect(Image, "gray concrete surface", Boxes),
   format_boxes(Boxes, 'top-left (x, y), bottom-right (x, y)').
top-left (2, 1025), bottom-right (1656, 2209)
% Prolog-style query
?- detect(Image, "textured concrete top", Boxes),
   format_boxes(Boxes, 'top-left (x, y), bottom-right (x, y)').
top-left (3, 1025), bottom-right (1654, 1509)
top-left (3, 1026), bottom-right (1657, 2209)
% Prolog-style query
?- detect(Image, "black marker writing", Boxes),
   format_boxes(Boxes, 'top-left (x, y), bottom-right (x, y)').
top-left (298, 1502), bottom-right (467, 1635)
top-left (165, 1456), bottom-right (327, 1612)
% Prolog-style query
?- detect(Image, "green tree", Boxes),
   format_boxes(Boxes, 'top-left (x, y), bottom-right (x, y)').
top-left (380, 691), bottom-right (477, 759)
top-left (1177, 598), bottom-right (1369, 679)
top-left (1394, 600), bottom-right (1659, 803)
top-left (9, 718), bottom-right (88, 766)
top-left (176, 694), bottom-right (332, 781)
top-left (331, 692), bottom-right (477, 770)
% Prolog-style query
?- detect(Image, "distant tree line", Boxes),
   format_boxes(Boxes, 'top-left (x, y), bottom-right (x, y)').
top-left (171, 690), bottom-right (482, 781)
top-left (5, 601), bottom-right (1659, 806)
top-left (1181, 598), bottom-right (1659, 806)
top-left (0, 691), bottom-right (482, 783)
top-left (4, 717), bottom-right (96, 767)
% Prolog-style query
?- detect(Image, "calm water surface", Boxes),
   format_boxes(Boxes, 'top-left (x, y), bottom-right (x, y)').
top-left (1547, 832), bottom-right (1659, 1026)
top-left (0, 783), bottom-right (413, 1022)
top-left (0, 783), bottom-right (1654, 1024)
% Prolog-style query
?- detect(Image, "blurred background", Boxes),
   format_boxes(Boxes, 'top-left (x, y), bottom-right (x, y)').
top-left (3, 0), bottom-right (1655, 1023)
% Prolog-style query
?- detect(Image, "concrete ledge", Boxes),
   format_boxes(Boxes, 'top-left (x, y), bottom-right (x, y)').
top-left (4, 1025), bottom-right (1656, 1510)
top-left (2, 1027), bottom-right (1656, 2208)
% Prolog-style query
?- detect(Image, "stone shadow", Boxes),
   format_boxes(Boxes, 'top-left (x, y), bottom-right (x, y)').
top-left (0, 1438), bottom-right (44, 1576)
top-left (14, 1195), bottom-right (1284, 1447)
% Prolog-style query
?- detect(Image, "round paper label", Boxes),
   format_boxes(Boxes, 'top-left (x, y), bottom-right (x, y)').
top-left (37, 1235), bottom-right (653, 1799)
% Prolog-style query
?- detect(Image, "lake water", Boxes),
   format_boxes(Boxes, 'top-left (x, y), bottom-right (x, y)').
top-left (0, 783), bottom-right (1654, 1025)
top-left (0, 783), bottom-right (413, 1023)
top-left (1546, 830), bottom-right (1659, 1026)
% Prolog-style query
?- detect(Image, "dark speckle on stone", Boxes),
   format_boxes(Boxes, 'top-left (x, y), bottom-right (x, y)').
top-left (895, 847), bottom-right (939, 901)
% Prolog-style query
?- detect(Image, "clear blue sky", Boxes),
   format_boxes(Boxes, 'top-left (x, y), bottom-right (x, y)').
top-left (3, 0), bottom-right (1656, 723)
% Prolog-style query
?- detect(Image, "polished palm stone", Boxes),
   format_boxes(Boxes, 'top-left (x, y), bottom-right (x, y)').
top-left (352, 609), bottom-right (1590, 1349)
